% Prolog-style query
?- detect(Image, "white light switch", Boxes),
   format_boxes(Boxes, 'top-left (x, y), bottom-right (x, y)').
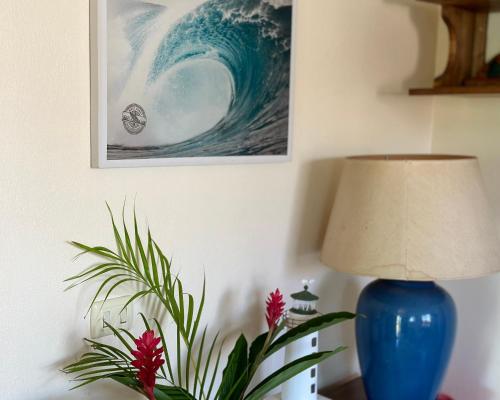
top-left (90, 296), bottom-right (133, 339)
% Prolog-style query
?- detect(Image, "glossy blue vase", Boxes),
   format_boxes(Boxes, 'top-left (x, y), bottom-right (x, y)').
top-left (356, 280), bottom-right (457, 400)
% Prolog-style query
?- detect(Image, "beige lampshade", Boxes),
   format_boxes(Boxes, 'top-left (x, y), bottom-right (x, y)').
top-left (321, 155), bottom-right (500, 281)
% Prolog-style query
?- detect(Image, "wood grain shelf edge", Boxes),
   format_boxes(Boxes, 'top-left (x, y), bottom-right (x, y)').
top-left (410, 86), bottom-right (500, 94)
top-left (418, 0), bottom-right (500, 11)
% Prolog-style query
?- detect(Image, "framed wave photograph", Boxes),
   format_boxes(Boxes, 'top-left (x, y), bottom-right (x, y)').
top-left (90, 0), bottom-right (295, 168)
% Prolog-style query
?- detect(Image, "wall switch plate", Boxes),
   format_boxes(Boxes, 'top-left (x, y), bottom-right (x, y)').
top-left (90, 296), bottom-right (133, 339)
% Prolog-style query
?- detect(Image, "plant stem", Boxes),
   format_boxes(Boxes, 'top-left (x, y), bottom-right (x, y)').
top-left (154, 288), bottom-right (208, 400)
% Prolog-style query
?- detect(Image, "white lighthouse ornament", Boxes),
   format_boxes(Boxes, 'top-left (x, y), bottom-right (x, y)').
top-left (282, 280), bottom-right (321, 400)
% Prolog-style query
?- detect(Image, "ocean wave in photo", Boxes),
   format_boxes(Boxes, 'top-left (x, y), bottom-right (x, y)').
top-left (107, 0), bottom-right (293, 160)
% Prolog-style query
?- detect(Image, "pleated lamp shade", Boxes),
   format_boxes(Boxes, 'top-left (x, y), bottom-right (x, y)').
top-left (321, 155), bottom-right (500, 281)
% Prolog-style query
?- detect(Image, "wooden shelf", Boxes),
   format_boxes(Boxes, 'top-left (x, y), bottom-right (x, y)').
top-left (410, 85), bottom-right (500, 94)
top-left (320, 377), bottom-right (454, 400)
top-left (409, 0), bottom-right (500, 95)
top-left (419, 0), bottom-right (500, 11)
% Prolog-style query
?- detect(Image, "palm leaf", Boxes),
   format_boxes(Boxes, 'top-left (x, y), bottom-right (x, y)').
top-left (266, 312), bottom-right (356, 358)
top-left (199, 332), bottom-right (220, 400)
top-left (217, 335), bottom-right (248, 400)
top-left (206, 340), bottom-right (224, 400)
top-left (155, 385), bottom-right (197, 400)
top-left (244, 349), bottom-right (346, 400)
top-left (154, 318), bottom-right (176, 384)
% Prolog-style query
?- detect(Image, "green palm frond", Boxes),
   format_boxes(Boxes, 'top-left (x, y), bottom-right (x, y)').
top-left (64, 206), bottom-right (217, 399)
top-left (63, 336), bottom-right (137, 391)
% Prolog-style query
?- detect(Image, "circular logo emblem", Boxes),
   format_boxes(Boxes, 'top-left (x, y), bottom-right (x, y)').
top-left (122, 103), bottom-right (147, 135)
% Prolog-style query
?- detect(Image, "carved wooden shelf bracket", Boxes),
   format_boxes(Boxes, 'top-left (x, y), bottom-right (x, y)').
top-left (410, 0), bottom-right (500, 95)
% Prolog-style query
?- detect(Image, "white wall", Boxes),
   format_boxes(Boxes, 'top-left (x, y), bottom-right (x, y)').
top-left (0, 1), bottom-right (437, 399)
top-left (432, 99), bottom-right (500, 400)
top-left (428, 13), bottom-right (500, 399)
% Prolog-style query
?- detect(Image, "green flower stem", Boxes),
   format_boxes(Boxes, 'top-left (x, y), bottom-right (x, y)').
top-left (152, 286), bottom-right (208, 400)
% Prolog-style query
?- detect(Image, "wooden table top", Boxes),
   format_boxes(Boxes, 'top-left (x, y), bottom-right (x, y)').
top-left (320, 377), bottom-right (367, 400)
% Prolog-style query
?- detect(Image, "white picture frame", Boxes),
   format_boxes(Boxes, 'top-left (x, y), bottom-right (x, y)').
top-left (90, 0), bottom-right (296, 168)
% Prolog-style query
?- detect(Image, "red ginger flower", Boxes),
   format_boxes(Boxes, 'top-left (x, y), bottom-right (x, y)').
top-left (266, 289), bottom-right (285, 330)
top-left (131, 330), bottom-right (165, 400)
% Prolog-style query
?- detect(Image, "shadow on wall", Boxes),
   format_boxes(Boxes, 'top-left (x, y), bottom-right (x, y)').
top-left (289, 158), bottom-right (344, 261)
top-left (442, 276), bottom-right (499, 400)
top-left (215, 285), bottom-right (266, 341)
top-left (318, 274), bottom-right (362, 386)
top-left (286, 158), bottom-right (363, 385)
top-left (381, 0), bottom-right (439, 92)
top-left (46, 382), bottom-right (143, 400)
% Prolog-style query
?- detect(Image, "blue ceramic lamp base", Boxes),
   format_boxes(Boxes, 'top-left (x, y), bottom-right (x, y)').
top-left (356, 280), bottom-right (457, 400)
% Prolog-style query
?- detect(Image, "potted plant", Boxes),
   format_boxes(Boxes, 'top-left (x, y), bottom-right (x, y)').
top-left (63, 206), bottom-right (355, 399)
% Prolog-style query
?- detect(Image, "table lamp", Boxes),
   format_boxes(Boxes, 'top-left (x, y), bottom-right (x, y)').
top-left (320, 155), bottom-right (500, 400)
